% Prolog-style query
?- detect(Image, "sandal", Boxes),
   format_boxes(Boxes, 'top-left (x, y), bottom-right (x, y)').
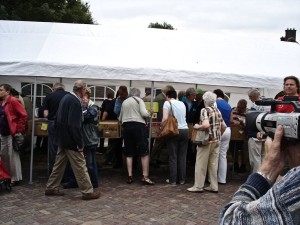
top-left (141, 176), bottom-right (155, 185)
top-left (127, 176), bottom-right (134, 184)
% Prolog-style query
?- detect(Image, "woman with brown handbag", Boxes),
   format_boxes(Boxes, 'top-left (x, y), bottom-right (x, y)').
top-left (162, 90), bottom-right (189, 185)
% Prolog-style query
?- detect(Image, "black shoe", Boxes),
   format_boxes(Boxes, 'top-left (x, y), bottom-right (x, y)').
top-left (127, 176), bottom-right (134, 184)
top-left (230, 163), bottom-right (240, 172)
top-left (113, 164), bottom-right (122, 169)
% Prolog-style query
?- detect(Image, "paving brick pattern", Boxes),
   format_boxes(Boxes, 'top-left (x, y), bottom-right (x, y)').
top-left (0, 152), bottom-right (248, 225)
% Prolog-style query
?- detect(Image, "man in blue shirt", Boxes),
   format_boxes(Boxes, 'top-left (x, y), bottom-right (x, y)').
top-left (213, 89), bottom-right (232, 184)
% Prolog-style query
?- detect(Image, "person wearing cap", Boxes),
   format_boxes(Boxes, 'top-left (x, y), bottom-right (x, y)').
top-left (195, 88), bottom-right (205, 123)
top-left (196, 88), bottom-right (205, 101)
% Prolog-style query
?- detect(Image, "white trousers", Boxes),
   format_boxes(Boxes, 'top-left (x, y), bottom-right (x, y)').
top-left (217, 127), bottom-right (231, 183)
top-left (0, 135), bottom-right (22, 182)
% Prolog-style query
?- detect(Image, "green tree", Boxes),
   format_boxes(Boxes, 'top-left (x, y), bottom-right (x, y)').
top-left (0, 0), bottom-right (95, 24)
top-left (148, 22), bottom-right (175, 30)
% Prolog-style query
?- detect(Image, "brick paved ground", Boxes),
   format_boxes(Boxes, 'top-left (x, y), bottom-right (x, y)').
top-left (0, 150), bottom-right (248, 225)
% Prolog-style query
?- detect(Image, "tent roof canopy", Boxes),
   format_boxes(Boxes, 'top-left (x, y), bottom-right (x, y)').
top-left (0, 20), bottom-right (299, 88)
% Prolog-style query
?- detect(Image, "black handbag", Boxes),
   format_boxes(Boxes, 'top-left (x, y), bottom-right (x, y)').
top-left (12, 133), bottom-right (24, 152)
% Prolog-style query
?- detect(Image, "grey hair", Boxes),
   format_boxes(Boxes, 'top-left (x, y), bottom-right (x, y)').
top-left (203, 91), bottom-right (217, 106)
top-left (73, 80), bottom-right (86, 91)
top-left (186, 87), bottom-right (196, 97)
top-left (130, 88), bottom-right (141, 97)
top-left (248, 88), bottom-right (260, 97)
top-left (53, 83), bottom-right (65, 91)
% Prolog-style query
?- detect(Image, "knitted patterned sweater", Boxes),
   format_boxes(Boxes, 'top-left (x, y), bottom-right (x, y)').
top-left (219, 167), bottom-right (300, 225)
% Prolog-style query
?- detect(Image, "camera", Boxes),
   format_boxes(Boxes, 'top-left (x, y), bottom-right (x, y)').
top-left (246, 97), bottom-right (300, 141)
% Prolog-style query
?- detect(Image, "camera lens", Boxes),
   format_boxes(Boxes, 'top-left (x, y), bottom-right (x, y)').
top-left (245, 111), bottom-right (261, 134)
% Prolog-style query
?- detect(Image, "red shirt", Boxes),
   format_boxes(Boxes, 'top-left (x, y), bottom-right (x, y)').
top-left (276, 94), bottom-right (300, 113)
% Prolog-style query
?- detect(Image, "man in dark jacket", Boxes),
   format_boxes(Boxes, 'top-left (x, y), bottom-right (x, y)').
top-left (43, 83), bottom-right (68, 174)
top-left (45, 80), bottom-right (100, 200)
top-left (151, 85), bottom-right (175, 166)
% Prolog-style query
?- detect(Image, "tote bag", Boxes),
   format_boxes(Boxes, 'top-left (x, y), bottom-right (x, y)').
top-left (159, 101), bottom-right (179, 138)
top-left (192, 129), bottom-right (209, 145)
top-left (191, 107), bottom-right (211, 145)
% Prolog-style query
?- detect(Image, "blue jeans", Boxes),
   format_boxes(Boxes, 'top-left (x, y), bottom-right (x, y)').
top-left (84, 145), bottom-right (99, 188)
top-left (167, 129), bottom-right (189, 184)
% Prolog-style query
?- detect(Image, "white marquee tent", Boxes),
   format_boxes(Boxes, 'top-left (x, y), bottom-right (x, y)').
top-left (0, 20), bottom-right (299, 182)
top-left (1, 20), bottom-right (299, 91)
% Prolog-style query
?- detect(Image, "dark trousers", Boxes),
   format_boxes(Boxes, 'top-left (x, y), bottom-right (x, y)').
top-left (47, 120), bottom-right (57, 174)
top-left (167, 129), bottom-right (189, 184)
top-left (105, 138), bottom-right (123, 167)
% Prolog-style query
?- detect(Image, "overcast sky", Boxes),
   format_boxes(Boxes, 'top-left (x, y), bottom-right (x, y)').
top-left (87, 0), bottom-right (299, 39)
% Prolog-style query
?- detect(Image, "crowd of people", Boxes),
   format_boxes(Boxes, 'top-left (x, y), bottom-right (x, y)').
top-left (1, 75), bottom-right (300, 221)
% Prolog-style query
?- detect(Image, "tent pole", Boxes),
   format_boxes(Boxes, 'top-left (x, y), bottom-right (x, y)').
top-left (148, 81), bottom-right (155, 153)
top-left (29, 77), bottom-right (37, 184)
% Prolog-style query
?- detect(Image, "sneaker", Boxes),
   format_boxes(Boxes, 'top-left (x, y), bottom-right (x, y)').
top-left (179, 181), bottom-right (185, 185)
top-left (166, 179), bottom-right (176, 185)
top-left (82, 191), bottom-right (101, 200)
top-left (187, 186), bottom-right (203, 193)
top-left (45, 189), bottom-right (65, 196)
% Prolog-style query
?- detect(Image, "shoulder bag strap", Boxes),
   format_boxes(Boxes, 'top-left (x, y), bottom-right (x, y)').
top-left (168, 100), bottom-right (174, 116)
top-left (132, 96), bottom-right (140, 104)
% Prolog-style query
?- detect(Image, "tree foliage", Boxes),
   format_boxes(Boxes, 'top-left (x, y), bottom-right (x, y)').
top-left (0, 0), bottom-right (95, 24)
top-left (148, 22), bottom-right (175, 30)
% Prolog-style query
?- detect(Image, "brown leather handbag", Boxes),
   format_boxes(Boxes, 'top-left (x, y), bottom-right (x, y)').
top-left (159, 101), bottom-right (179, 138)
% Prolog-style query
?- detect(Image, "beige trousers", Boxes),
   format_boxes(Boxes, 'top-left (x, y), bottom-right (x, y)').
top-left (194, 141), bottom-right (220, 191)
top-left (46, 147), bottom-right (93, 194)
top-left (248, 138), bottom-right (265, 173)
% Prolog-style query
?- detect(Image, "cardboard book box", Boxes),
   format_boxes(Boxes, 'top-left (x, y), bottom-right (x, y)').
top-left (98, 120), bottom-right (121, 138)
top-left (150, 122), bottom-right (161, 138)
top-left (27, 119), bottom-right (48, 137)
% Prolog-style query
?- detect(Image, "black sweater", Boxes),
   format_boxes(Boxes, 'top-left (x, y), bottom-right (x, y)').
top-left (54, 93), bottom-right (84, 150)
